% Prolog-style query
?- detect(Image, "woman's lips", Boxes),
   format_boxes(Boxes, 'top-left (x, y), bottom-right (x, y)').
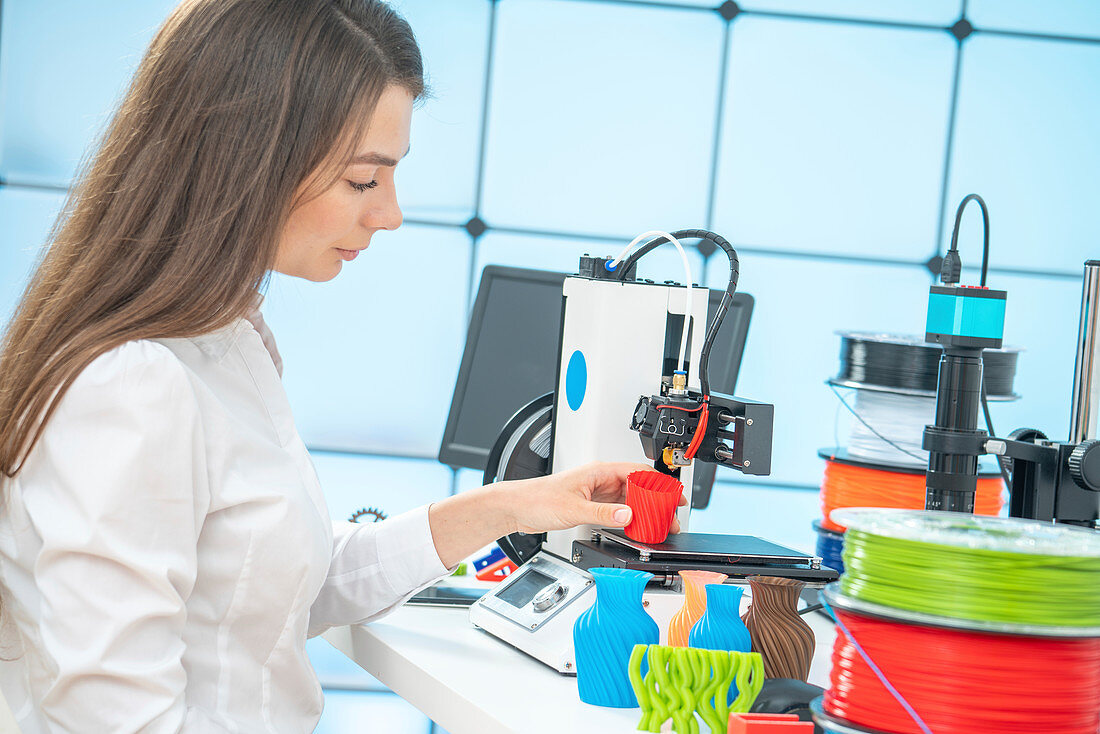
top-left (336, 247), bottom-right (360, 262)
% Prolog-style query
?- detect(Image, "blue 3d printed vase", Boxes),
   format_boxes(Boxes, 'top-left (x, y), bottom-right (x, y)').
top-left (689, 583), bottom-right (752, 704)
top-left (573, 567), bottom-right (659, 708)
top-left (689, 583), bottom-right (752, 652)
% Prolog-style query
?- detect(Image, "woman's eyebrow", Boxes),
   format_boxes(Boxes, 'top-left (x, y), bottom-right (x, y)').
top-left (350, 146), bottom-right (411, 167)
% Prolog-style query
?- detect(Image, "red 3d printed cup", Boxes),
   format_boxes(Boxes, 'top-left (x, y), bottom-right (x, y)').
top-left (624, 470), bottom-right (683, 544)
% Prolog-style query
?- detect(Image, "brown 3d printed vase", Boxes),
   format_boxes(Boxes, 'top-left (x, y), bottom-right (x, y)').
top-left (740, 575), bottom-right (815, 681)
top-left (667, 570), bottom-right (728, 647)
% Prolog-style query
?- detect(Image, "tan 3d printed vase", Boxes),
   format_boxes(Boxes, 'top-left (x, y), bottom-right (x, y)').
top-left (740, 576), bottom-right (815, 681)
top-left (667, 570), bottom-right (728, 647)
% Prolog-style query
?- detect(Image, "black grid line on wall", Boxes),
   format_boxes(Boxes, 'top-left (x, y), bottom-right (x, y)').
top-left (0, 0), bottom-right (1095, 486)
top-left (0, 0), bottom-right (1092, 282)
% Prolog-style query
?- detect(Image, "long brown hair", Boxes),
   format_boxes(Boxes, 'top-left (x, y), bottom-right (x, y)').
top-left (0, 0), bottom-right (425, 477)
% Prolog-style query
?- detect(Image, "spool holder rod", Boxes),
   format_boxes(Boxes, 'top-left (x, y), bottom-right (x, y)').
top-left (1070, 260), bottom-right (1100, 445)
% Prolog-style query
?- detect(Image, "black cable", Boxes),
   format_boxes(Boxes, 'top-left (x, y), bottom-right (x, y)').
top-left (947, 193), bottom-right (1012, 488)
top-left (616, 229), bottom-right (739, 397)
top-left (941, 193), bottom-right (989, 286)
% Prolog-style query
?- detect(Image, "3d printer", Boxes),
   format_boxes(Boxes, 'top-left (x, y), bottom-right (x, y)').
top-left (443, 229), bottom-right (836, 672)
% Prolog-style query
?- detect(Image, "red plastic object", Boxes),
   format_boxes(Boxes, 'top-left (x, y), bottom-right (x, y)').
top-left (826, 607), bottom-right (1100, 734)
top-left (475, 556), bottom-right (517, 581)
top-left (728, 713), bottom-right (813, 732)
top-left (623, 470), bottom-right (683, 544)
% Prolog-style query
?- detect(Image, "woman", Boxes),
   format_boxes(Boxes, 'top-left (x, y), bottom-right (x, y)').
top-left (0, 1), bottom-right (678, 730)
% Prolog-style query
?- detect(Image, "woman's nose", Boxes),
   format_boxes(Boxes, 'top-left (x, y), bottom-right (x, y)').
top-left (367, 186), bottom-right (403, 231)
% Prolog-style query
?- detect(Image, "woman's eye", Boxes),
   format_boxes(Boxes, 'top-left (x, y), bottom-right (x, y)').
top-left (349, 180), bottom-right (378, 193)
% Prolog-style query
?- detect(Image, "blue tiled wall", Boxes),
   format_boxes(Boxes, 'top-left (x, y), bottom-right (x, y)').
top-left (3, 1), bottom-right (1098, 731)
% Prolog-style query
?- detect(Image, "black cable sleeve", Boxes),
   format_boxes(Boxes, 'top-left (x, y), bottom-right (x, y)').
top-left (617, 229), bottom-right (739, 397)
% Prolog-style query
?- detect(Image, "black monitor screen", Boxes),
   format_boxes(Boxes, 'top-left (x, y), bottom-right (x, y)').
top-left (448, 270), bottom-right (566, 463)
top-left (438, 266), bottom-right (754, 509)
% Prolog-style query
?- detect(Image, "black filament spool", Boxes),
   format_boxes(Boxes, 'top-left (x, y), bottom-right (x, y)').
top-left (831, 332), bottom-right (1020, 400)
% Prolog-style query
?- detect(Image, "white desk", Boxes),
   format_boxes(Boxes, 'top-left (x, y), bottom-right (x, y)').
top-left (324, 591), bottom-right (836, 734)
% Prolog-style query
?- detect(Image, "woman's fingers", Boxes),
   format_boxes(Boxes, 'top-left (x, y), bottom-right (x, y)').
top-left (585, 462), bottom-right (645, 502)
top-left (582, 500), bottom-right (632, 528)
top-left (532, 462), bottom-right (690, 536)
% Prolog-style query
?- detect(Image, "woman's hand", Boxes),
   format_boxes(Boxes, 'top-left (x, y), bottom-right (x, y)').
top-left (427, 462), bottom-right (688, 569)
top-left (503, 462), bottom-right (688, 535)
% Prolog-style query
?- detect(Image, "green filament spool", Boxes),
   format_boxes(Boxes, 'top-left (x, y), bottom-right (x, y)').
top-left (834, 509), bottom-right (1100, 630)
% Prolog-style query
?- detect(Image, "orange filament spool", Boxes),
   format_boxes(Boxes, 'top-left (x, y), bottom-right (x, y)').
top-left (819, 458), bottom-right (1003, 532)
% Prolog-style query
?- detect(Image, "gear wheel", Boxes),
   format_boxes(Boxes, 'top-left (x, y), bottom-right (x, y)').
top-left (349, 507), bottom-right (387, 524)
top-left (1069, 439), bottom-right (1100, 492)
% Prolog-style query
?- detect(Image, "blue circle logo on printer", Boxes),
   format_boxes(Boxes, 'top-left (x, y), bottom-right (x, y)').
top-left (565, 350), bottom-right (587, 411)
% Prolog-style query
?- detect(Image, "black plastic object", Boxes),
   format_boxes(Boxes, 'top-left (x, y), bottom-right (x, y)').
top-left (482, 393), bottom-right (553, 566)
top-left (924, 348), bottom-right (987, 512)
top-left (630, 392), bottom-right (706, 470)
top-left (1003, 427), bottom-right (1100, 526)
top-left (439, 267), bottom-right (567, 471)
top-left (696, 393), bottom-right (773, 476)
top-left (1069, 439), bottom-right (1100, 492)
top-left (832, 332), bottom-right (1020, 399)
top-left (570, 531), bottom-right (838, 584)
top-left (615, 230), bottom-right (740, 400)
top-left (631, 391), bottom-right (774, 476)
top-left (750, 678), bottom-right (825, 731)
top-left (405, 584), bottom-right (486, 608)
top-left (577, 253), bottom-right (636, 281)
top-left (1007, 427), bottom-right (1048, 444)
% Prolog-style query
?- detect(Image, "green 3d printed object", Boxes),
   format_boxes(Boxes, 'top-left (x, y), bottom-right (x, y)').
top-left (628, 644), bottom-right (764, 733)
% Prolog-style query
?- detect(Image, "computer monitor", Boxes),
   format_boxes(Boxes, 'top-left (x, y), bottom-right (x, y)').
top-left (438, 265), bottom-right (754, 509)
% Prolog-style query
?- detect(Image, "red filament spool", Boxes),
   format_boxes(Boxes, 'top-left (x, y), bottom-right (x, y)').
top-left (825, 607), bottom-right (1100, 734)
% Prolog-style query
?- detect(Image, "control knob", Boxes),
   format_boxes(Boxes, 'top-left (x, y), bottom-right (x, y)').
top-left (532, 583), bottom-right (567, 613)
top-left (1069, 439), bottom-right (1100, 492)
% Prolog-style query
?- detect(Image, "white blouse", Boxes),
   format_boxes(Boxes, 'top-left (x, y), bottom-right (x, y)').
top-left (0, 314), bottom-right (451, 732)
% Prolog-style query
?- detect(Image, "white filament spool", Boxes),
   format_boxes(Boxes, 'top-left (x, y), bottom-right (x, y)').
top-left (847, 389), bottom-right (934, 468)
